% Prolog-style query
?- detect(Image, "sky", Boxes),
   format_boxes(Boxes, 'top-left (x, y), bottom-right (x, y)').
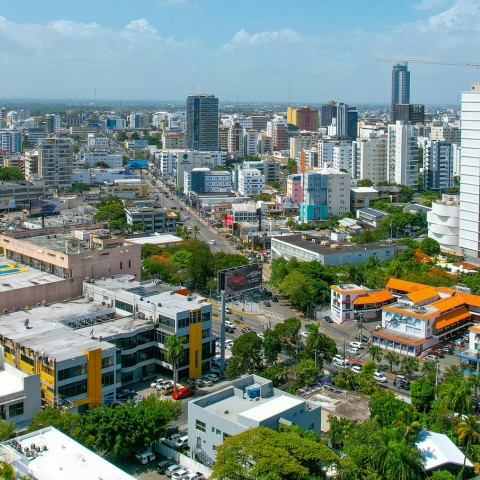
top-left (0, 0), bottom-right (478, 104)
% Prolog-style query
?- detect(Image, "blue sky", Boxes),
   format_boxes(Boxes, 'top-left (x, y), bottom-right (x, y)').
top-left (0, 0), bottom-right (478, 103)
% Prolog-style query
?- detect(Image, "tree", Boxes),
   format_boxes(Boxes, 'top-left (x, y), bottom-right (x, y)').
top-left (366, 344), bottom-right (383, 364)
top-left (117, 130), bottom-right (127, 141)
top-left (429, 471), bottom-right (457, 480)
top-left (0, 167), bottom-right (24, 181)
top-left (0, 420), bottom-right (15, 442)
top-left (305, 322), bottom-right (337, 366)
top-left (410, 378), bottom-right (435, 413)
top-left (192, 225), bottom-right (200, 238)
top-left (226, 332), bottom-right (264, 377)
top-left (212, 426), bottom-right (339, 480)
top-left (131, 132), bottom-right (140, 140)
top-left (186, 244), bottom-right (214, 289)
top-left (439, 380), bottom-right (473, 440)
top-left (28, 406), bottom-right (84, 439)
top-left (340, 168), bottom-right (349, 173)
top-left (456, 415), bottom-right (480, 465)
top-left (385, 351), bottom-right (400, 372)
top-left (419, 237), bottom-right (440, 256)
top-left (213, 252), bottom-right (248, 272)
top-left (275, 317), bottom-right (301, 359)
top-left (73, 145), bottom-right (80, 154)
top-left (93, 161), bottom-right (111, 168)
top-left (293, 359), bottom-right (320, 389)
top-left (369, 390), bottom-right (412, 426)
top-left (263, 329), bottom-right (282, 366)
top-left (93, 203), bottom-right (126, 224)
top-left (357, 179), bottom-right (373, 187)
top-left (401, 356), bottom-right (419, 379)
top-left (165, 335), bottom-right (187, 390)
top-left (421, 359), bottom-right (438, 382)
top-left (170, 250), bottom-right (192, 268)
top-left (81, 394), bottom-right (182, 455)
top-left (0, 461), bottom-right (15, 480)
top-left (286, 158), bottom-right (297, 174)
top-left (279, 271), bottom-right (316, 308)
top-left (393, 408), bottom-right (421, 442)
top-left (22, 139), bottom-right (30, 151)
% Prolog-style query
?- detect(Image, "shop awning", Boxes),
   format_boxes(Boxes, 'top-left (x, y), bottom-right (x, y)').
top-left (433, 306), bottom-right (471, 330)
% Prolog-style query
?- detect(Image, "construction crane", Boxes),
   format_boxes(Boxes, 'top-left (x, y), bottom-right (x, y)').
top-left (378, 58), bottom-right (480, 67)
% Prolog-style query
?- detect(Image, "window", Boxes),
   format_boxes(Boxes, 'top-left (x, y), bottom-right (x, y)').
top-left (115, 300), bottom-right (133, 313)
top-left (202, 312), bottom-right (211, 323)
top-left (20, 354), bottom-right (34, 367)
top-left (102, 371), bottom-right (115, 387)
top-left (58, 379), bottom-right (87, 398)
top-left (216, 429), bottom-right (221, 436)
top-left (223, 433), bottom-right (231, 440)
top-left (58, 363), bottom-right (87, 381)
top-left (202, 328), bottom-right (211, 339)
top-left (120, 261), bottom-right (123, 270)
top-left (102, 356), bottom-right (114, 368)
top-left (196, 420), bottom-right (206, 433)
top-left (9, 402), bottom-right (23, 417)
top-left (308, 423), bottom-right (314, 430)
top-left (129, 260), bottom-right (131, 268)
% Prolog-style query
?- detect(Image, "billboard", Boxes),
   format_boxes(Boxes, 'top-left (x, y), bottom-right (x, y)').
top-left (0, 199), bottom-right (15, 209)
top-left (30, 199), bottom-right (61, 217)
top-left (217, 263), bottom-right (263, 296)
top-left (128, 159), bottom-right (148, 169)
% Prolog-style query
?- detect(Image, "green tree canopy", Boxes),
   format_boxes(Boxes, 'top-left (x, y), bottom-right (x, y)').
top-left (93, 161), bottom-right (111, 168)
top-left (0, 167), bottom-right (24, 181)
top-left (212, 426), bottom-right (339, 480)
top-left (279, 270), bottom-right (316, 308)
top-left (226, 332), bottom-right (264, 377)
top-left (419, 237), bottom-right (441, 256)
top-left (410, 377), bottom-right (435, 413)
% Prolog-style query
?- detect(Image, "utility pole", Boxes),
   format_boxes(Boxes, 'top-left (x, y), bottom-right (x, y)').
top-left (220, 291), bottom-right (226, 373)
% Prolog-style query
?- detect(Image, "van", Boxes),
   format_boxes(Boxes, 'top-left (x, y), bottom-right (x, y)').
top-left (347, 347), bottom-right (359, 355)
top-left (161, 384), bottom-right (174, 395)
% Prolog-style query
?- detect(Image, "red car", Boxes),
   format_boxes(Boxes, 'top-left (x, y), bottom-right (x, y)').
top-left (226, 271), bottom-right (245, 290)
top-left (172, 385), bottom-right (196, 400)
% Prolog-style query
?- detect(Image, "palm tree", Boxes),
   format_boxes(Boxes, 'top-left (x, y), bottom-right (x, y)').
top-left (444, 364), bottom-right (464, 382)
top-left (165, 335), bottom-right (188, 391)
top-left (385, 351), bottom-right (400, 373)
top-left (470, 373), bottom-right (480, 403)
top-left (401, 356), bottom-right (420, 379)
top-left (421, 360), bottom-right (438, 382)
top-left (192, 225), bottom-right (200, 239)
top-left (305, 322), bottom-right (336, 366)
top-left (393, 409), bottom-right (421, 442)
top-left (440, 380), bottom-right (473, 441)
top-left (367, 344), bottom-right (383, 365)
top-left (456, 415), bottom-right (480, 468)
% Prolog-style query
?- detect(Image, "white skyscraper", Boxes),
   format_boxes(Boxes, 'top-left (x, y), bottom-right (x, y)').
top-left (44, 114), bottom-right (61, 135)
top-left (459, 83), bottom-right (480, 259)
top-left (387, 121), bottom-right (420, 188)
top-left (352, 136), bottom-right (388, 183)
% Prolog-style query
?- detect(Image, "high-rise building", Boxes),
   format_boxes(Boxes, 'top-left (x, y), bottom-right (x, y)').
top-left (352, 136), bottom-right (387, 184)
top-left (387, 121), bottom-right (420, 188)
top-left (186, 94), bottom-right (219, 151)
top-left (287, 106), bottom-right (319, 132)
top-left (423, 140), bottom-right (454, 190)
top-left (272, 123), bottom-right (289, 151)
top-left (289, 132), bottom-right (318, 160)
top-left (430, 125), bottom-right (461, 143)
top-left (320, 102), bottom-right (358, 139)
top-left (393, 104), bottom-right (425, 125)
top-left (128, 113), bottom-right (149, 129)
top-left (459, 83), bottom-right (480, 258)
top-left (391, 63), bottom-right (410, 115)
top-left (37, 138), bottom-right (73, 187)
top-left (243, 130), bottom-right (258, 157)
top-left (228, 122), bottom-right (243, 155)
top-left (332, 144), bottom-right (353, 174)
top-left (0, 130), bottom-right (21, 153)
top-left (249, 116), bottom-right (271, 131)
top-left (218, 126), bottom-right (229, 151)
top-left (44, 114), bottom-right (61, 135)
top-left (257, 134), bottom-right (272, 155)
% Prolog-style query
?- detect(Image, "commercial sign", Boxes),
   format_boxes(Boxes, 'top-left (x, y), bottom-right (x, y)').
top-left (0, 199), bottom-right (15, 209)
top-left (30, 199), bottom-right (61, 217)
top-left (127, 159), bottom-right (148, 169)
top-left (217, 263), bottom-right (263, 296)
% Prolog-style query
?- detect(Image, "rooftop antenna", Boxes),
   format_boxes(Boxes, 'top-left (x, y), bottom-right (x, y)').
top-left (288, 81), bottom-right (291, 107)
top-left (68, 91), bottom-right (71, 107)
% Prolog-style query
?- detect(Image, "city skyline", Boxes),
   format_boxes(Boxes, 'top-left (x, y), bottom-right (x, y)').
top-left (0, 0), bottom-right (479, 103)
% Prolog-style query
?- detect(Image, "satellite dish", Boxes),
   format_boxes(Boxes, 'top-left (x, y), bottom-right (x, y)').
top-left (24, 319), bottom-right (29, 328)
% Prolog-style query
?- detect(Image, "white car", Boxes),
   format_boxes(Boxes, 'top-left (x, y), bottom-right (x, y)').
top-left (373, 372), bottom-right (388, 383)
top-left (425, 354), bottom-right (440, 362)
top-left (174, 435), bottom-right (189, 448)
top-left (225, 308), bottom-right (232, 314)
top-left (301, 331), bottom-right (309, 338)
top-left (135, 452), bottom-right (155, 464)
top-left (204, 373), bottom-right (219, 383)
top-left (187, 226), bottom-right (193, 230)
top-left (225, 340), bottom-right (234, 349)
top-left (349, 342), bottom-right (363, 349)
top-left (225, 321), bottom-right (235, 328)
top-left (333, 361), bottom-right (349, 369)
top-left (171, 469), bottom-right (190, 480)
top-left (257, 333), bottom-right (264, 339)
top-left (333, 355), bottom-right (349, 365)
top-left (201, 377), bottom-right (213, 386)
top-left (208, 240), bottom-right (216, 245)
top-left (347, 347), bottom-right (359, 355)
top-left (351, 365), bottom-right (362, 374)
top-left (150, 378), bottom-right (165, 388)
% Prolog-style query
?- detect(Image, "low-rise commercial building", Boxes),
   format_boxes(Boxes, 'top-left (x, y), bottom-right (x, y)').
top-left (184, 168), bottom-right (231, 195)
top-left (0, 181), bottom-right (47, 208)
top-left (188, 375), bottom-right (321, 466)
top-left (233, 166), bottom-right (265, 197)
top-left (162, 132), bottom-right (186, 150)
top-left (104, 179), bottom-right (149, 198)
top-left (272, 235), bottom-right (401, 265)
top-left (83, 150), bottom-right (123, 169)
top-left (125, 206), bottom-right (177, 233)
top-left (0, 426), bottom-right (136, 480)
top-left (356, 207), bottom-right (391, 228)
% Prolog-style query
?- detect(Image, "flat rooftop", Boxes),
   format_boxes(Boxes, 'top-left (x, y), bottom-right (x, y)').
top-left (272, 235), bottom-right (396, 256)
top-left (308, 389), bottom-right (370, 423)
top-left (1, 427), bottom-right (135, 480)
top-left (0, 368), bottom-right (25, 398)
top-left (0, 298), bottom-right (115, 361)
top-left (0, 263), bottom-right (65, 293)
top-left (15, 233), bottom-right (90, 255)
top-left (124, 234), bottom-right (182, 245)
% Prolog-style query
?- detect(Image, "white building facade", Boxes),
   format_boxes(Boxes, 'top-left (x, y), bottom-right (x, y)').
top-left (352, 136), bottom-right (387, 183)
top-left (427, 195), bottom-right (460, 254)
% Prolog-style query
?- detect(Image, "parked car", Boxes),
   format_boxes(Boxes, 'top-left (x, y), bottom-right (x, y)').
top-left (201, 377), bottom-right (213, 387)
top-left (183, 473), bottom-right (205, 480)
top-left (347, 347), bottom-right (360, 355)
top-left (135, 452), bottom-right (155, 464)
top-left (127, 394), bottom-right (143, 405)
top-left (301, 331), bottom-right (309, 338)
top-left (141, 373), bottom-right (156, 382)
top-left (208, 240), bottom-right (216, 245)
top-left (194, 378), bottom-right (205, 388)
top-left (172, 385), bottom-right (196, 400)
top-left (373, 372), bottom-right (388, 383)
top-left (430, 350), bottom-right (445, 358)
top-left (349, 342), bottom-right (363, 349)
top-left (161, 384), bottom-right (175, 395)
top-left (257, 333), bottom-right (264, 339)
top-left (241, 327), bottom-right (252, 333)
top-left (174, 435), bottom-right (189, 448)
top-left (166, 465), bottom-right (183, 477)
top-left (333, 361), bottom-right (349, 369)
top-left (324, 316), bottom-right (333, 323)
top-left (204, 373), bottom-right (219, 383)
top-left (225, 339), bottom-right (234, 349)
top-left (157, 461), bottom-right (173, 473)
top-left (171, 470), bottom-right (191, 480)
top-left (156, 380), bottom-right (172, 391)
top-left (116, 388), bottom-right (134, 399)
top-left (333, 355), bottom-right (349, 365)
top-left (425, 354), bottom-right (439, 362)
top-left (150, 378), bottom-right (164, 388)
top-left (351, 365), bottom-right (362, 374)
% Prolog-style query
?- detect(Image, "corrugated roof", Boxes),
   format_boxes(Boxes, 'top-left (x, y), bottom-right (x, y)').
top-left (429, 295), bottom-right (465, 313)
top-left (353, 289), bottom-right (394, 305)
top-left (407, 287), bottom-right (439, 304)
top-left (433, 306), bottom-right (471, 330)
top-left (387, 278), bottom-right (428, 293)
top-left (455, 291), bottom-right (480, 308)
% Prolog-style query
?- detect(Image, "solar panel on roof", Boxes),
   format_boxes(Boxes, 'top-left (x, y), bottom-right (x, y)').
top-left (125, 286), bottom-right (158, 298)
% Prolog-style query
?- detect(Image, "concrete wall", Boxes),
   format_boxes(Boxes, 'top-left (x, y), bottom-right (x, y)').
top-left (156, 442), bottom-right (212, 478)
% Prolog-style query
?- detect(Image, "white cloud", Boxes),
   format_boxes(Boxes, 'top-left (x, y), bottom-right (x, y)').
top-left (414, 0), bottom-right (449, 10)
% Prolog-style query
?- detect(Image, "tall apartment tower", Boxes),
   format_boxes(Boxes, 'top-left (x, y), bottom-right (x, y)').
top-left (186, 94), bottom-right (219, 151)
top-left (391, 63), bottom-right (411, 115)
top-left (44, 114), bottom-right (61, 135)
top-left (37, 138), bottom-right (73, 188)
top-left (459, 83), bottom-right (480, 258)
top-left (287, 106), bottom-right (319, 132)
top-left (320, 102), bottom-right (358, 139)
